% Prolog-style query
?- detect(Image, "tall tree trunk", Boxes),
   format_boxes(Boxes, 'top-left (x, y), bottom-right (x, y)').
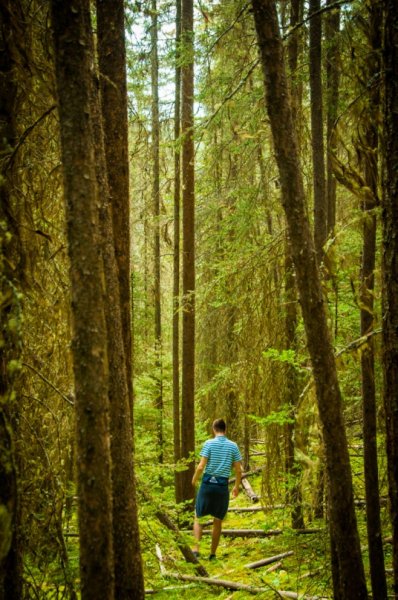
top-left (96, 2), bottom-right (144, 597)
top-left (325, 0), bottom-right (340, 237)
top-left (251, 2), bottom-right (368, 598)
top-left (359, 3), bottom-right (386, 598)
top-left (151, 0), bottom-right (163, 466)
top-left (382, 0), bottom-right (398, 594)
top-left (284, 0), bottom-right (305, 531)
top-left (309, 0), bottom-right (327, 264)
top-left (0, 7), bottom-right (22, 597)
top-left (173, 0), bottom-right (183, 504)
top-left (50, 2), bottom-right (114, 598)
top-left (96, 0), bottom-right (133, 416)
top-left (180, 0), bottom-right (195, 505)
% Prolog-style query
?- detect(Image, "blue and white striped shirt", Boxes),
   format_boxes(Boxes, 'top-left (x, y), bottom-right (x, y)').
top-left (200, 435), bottom-right (242, 479)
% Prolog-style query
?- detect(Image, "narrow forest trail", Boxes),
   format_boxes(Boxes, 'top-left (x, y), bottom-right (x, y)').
top-left (145, 473), bottom-right (332, 599)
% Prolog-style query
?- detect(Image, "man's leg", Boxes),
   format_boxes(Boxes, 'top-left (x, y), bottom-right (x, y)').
top-left (193, 517), bottom-right (202, 554)
top-left (210, 518), bottom-right (222, 556)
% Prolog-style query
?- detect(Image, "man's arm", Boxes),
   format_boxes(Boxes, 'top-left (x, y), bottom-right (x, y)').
top-left (192, 457), bottom-right (208, 486)
top-left (232, 461), bottom-right (242, 497)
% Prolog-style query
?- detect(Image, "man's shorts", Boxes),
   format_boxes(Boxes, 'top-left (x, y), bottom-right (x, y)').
top-left (195, 474), bottom-right (229, 520)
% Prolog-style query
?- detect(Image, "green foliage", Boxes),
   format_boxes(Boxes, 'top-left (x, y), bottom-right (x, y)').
top-left (248, 406), bottom-right (295, 428)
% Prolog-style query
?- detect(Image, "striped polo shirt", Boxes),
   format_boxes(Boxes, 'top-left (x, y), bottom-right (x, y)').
top-left (200, 435), bottom-right (242, 478)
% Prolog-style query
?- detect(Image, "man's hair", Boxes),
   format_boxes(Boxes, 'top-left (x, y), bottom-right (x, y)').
top-left (212, 418), bottom-right (226, 432)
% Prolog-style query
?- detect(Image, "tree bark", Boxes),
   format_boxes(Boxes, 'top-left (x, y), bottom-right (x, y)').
top-left (284, 0), bottom-right (305, 531)
top-left (309, 0), bottom-right (327, 264)
top-left (359, 3), bottom-right (386, 598)
top-left (180, 0), bottom-right (195, 505)
top-left (382, 0), bottom-right (398, 594)
top-left (173, 0), bottom-right (183, 504)
top-left (251, 2), bottom-right (367, 598)
top-left (325, 0), bottom-right (340, 236)
top-left (50, 2), bottom-right (114, 598)
top-left (151, 0), bottom-right (164, 466)
top-left (96, 0), bottom-right (133, 417)
top-left (96, 3), bottom-right (144, 597)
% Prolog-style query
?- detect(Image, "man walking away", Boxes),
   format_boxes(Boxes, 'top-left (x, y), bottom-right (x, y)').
top-left (192, 418), bottom-right (242, 559)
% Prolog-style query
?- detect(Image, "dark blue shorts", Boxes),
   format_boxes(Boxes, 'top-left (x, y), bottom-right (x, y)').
top-left (195, 474), bottom-right (229, 520)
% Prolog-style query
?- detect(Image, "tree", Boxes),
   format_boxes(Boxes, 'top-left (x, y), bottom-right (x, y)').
top-left (96, 0), bottom-right (133, 414)
top-left (309, 0), bottom-right (327, 263)
top-left (150, 0), bottom-right (164, 466)
top-left (382, 0), bottom-right (398, 593)
top-left (173, 0), bottom-right (183, 504)
top-left (180, 0), bottom-right (195, 504)
top-left (96, 1), bottom-right (145, 596)
top-left (358, 3), bottom-right (386, 597)
top-left (251, 1), bottom-right (368, 597)
top-left (325, 0), bottom-right (340, 236)
top-left (51, 1), bottom-right (115, 597)
top-left (0, 4), bottom-right (23, 597)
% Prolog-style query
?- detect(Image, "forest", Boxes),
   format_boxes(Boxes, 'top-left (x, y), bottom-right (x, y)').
top-left (1, 0), bottom-right (398, 598)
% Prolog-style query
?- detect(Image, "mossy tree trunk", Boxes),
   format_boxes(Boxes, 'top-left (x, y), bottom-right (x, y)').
top-left (0, 3), bottom-right (26, 597)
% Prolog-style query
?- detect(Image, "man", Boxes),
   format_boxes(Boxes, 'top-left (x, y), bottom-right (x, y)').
top-left (192, 418), bottom-right (242, 560)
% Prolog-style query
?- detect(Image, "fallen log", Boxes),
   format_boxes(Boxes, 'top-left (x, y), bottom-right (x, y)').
top-left (229, 465), bottom-right (264, 484)
top-left (155, 544), bottom-right (167, 575)
top-left (265, 561), bottom-right (282, 573)
top-left (229, 504), bottom-right (286, 513)
top-left (277, 592), bottom-right (328, 600)
top-left (167, 572), bottom-right (268, 594)
top-left (299, 568), bottom-right (322, 580)
top-left (145, 584), bottom-right (198, 594)
top-left (140, 488), bottom-right (208, 577)
top-left (294, 528), bottom-right (322, 534)
top-left (242, 477), bottom-right (260, 503)
top-left (202, 528), bottom-right (282, 538)
top-left (245, 551), bottom-right (294, 569)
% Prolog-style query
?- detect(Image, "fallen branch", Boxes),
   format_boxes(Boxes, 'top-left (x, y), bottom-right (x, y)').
top-left (140, 489), bottom-right (208, 577)
top-left (167, 573), bottom-right (327, 599)
top-left (299, 568), bottom-right (322, 580)
top-left (277, 592), bottom-right (328, 600)
top-left (245, 551), bottom-right (294, 569)
top-left (167, 572), bottom-right (268, 594)
top-left (229, 465), bottom-right (264, 484)
top-left (155, 544), bottom-right (167, 575)
top-left (229, 504), bottom-right (286, 512)
top-left (202, 528), bottom-right (282, 538)
top-left (145, 583), bottom-right (198, 594)
top-left (242, 477), bottom-right (260, 503)
top-left (294, 528), bottom-right (322, 534)
top-left (266, 561), bottom-right (282, 573)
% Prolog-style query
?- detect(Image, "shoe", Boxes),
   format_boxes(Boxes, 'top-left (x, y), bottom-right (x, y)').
top-left (208, 554), bottom-right (216, 560)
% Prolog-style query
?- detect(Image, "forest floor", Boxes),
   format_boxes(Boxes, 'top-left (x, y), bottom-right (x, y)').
top-left (57, 471), bottom-right (393, 599)
top-left (137, 472), bottom-right (394, 600)
top-left (143, 478), bottom-right (330, 599)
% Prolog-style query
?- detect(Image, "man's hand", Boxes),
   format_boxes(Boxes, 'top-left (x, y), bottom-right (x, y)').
top-left (192, 457), bottom-right (208, 487)
top-left (232, 485), bottom-right (240, 498)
